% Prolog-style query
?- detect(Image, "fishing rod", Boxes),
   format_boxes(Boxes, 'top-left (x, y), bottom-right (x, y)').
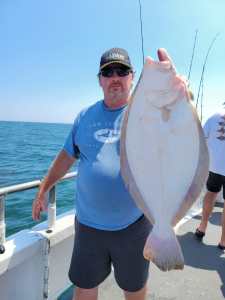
top-left (196, 32), bottom-right (220, 109)
top-left (138, 0), bottom-right (145, 67)
top-left (200, 73), bottom-right (204, 122)
top-left (187, 30), bottom-right (198, 82)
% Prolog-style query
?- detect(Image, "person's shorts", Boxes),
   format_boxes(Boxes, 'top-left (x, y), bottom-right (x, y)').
top-left (206, 171), bottom-right (225, 199)
top-left (68, 215), bottom-right (152, 292)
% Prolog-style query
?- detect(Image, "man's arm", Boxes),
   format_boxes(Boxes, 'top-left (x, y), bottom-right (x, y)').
top-left (32, 149), bottom-right (76, 220)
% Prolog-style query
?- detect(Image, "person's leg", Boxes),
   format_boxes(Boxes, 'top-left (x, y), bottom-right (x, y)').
top-left (69, 219), bottom-right (111, 298)
top-left (218, 186), bottom-right (225, 248)
top-left (196, 172), bottom-right (222, 237)
top-left (197, 191), bottom-right (218, 233)
top-left (110, 215), bottom-right (151, 298)
top-left (72, 287), bottom-right (98, 300)
top-left (218, 201), bottom-right (225, 247)
top-left (123, 283), bottom-right (148, 300)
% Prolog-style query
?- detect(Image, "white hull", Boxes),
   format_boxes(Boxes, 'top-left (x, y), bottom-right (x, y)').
top-left (0, 211), bottom-right (75, 300)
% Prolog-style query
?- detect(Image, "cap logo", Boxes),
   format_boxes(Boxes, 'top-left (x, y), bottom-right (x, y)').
top-left (108, 53), bottom-right (125, 60)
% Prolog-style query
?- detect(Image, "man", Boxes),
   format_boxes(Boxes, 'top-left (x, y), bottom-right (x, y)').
top-left (195, 104), bottom-right (225, 250)
top-left (32, 48), bottom-right (153, 300)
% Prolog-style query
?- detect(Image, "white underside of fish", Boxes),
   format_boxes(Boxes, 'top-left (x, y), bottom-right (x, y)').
top-left (120, 53), bottom-right (209, 271)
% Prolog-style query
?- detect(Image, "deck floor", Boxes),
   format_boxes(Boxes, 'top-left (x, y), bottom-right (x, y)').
top-left (59, 203), bottom-right (225, 300)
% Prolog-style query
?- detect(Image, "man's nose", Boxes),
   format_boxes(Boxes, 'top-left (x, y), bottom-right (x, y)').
top-left (111, 70), bottom-right (119, 78)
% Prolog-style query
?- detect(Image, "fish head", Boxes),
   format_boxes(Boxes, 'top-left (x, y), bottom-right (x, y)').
top-left (139, 51), bottom-right (188, 109)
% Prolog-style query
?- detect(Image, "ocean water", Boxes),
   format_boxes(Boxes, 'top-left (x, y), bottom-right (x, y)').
top-left (0, 121), bottom-right (76, 236)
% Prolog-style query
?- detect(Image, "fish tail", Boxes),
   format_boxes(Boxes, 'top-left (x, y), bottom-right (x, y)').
top-left (143, 226), bottom-right (184, 271)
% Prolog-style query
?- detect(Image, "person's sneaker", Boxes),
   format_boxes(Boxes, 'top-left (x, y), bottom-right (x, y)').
top-left (195, 228), bottom-right (205, 240)
top-left (218, 243), bottom-right (225, 250)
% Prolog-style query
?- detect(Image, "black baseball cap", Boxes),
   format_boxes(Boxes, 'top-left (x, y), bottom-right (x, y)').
top-left (99, 47), bottom-right (133, 71)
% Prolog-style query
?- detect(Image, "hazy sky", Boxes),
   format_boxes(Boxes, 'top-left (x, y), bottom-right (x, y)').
top-left (0, 0), bottom-right (225, 123)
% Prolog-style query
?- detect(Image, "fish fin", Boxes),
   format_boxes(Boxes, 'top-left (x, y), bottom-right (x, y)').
top-left (143, 226), bottom-right (184, 271)
top-left (172, 101), bottom-right (209, 225)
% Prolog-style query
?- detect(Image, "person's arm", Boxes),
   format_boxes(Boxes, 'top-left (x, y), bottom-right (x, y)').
top-left (32, 149), bottom-right (76, 220)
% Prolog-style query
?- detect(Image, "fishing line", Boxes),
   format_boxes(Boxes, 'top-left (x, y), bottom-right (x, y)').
top-left (200, 73), bottom-right (204, 122)
top-left (138, 0), bottom-right (145, 66)
top-left (187, 30), bottom-right (198, 82)
top-left (196, 32), bottom-right (220, 109)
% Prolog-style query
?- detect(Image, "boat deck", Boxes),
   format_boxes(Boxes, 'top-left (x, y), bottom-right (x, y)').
top-left (59, 203), bottom-right (225, 300)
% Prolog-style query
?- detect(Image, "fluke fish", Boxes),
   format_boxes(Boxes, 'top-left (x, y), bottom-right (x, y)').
top-left (120, 48), bottom-right (209, 271)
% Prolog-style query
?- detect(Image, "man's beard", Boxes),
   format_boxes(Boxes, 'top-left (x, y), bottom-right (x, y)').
top-left (107, 84), bottom-right (128, 101)
top-left (109, 89), bottom-right (123, 98)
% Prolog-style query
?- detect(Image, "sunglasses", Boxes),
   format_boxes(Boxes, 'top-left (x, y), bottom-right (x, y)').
top-left (99, 67), bottom-right (132, 78)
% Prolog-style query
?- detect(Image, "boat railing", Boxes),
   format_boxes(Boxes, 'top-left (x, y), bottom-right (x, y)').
top-left (0, 171), bottom-right (77, 254)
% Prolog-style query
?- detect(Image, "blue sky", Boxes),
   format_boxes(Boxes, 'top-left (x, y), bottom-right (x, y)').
top-left (0, 0), bottom-right (225, 123)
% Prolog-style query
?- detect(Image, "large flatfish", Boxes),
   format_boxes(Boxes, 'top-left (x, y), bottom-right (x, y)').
top-left (120, 49), bottom-right (209, 271)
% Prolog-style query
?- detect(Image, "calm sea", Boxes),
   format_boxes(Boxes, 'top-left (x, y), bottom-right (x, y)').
top-left (0, 121), bottom-right (76, 236)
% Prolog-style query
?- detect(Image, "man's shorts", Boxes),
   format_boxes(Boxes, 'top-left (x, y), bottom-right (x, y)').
top-left (206, 171), bottom-right (225, 199)
top-left (68, 215), bottom-right (152, 292)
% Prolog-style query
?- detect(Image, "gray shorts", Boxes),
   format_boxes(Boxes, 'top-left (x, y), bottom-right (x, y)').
top-left (68, 215), bottom-right (152, 292)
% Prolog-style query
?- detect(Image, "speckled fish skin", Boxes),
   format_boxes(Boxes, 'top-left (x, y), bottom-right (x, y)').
top-left (120, 49), bottom-right (209, 271)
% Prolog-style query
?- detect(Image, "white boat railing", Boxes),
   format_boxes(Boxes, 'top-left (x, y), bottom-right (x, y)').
top-left (0, 171), bottom-right (77, 254)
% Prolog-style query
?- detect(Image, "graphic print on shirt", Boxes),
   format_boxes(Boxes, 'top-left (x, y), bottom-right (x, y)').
top-left (81, 109), bottom-right (124, 152)
top-left (94, 128), bottom-right (120, 143)
top-left (91, 114), bottom-right (123, 145)
top-left (217, 115), bottom-right (225, 141)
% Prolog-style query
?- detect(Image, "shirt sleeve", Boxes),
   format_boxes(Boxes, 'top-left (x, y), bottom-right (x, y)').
top-left (63, 114), bottom-right (81, 159)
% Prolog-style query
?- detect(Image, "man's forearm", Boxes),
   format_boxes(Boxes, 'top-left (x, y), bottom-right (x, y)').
top-left (38, 149), bottom-right (76, 195)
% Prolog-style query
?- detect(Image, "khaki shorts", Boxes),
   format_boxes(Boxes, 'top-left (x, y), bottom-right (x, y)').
top-left (69, 215), bottom-right (152, 292)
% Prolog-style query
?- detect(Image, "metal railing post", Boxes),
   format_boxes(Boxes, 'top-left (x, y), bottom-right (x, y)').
top-left (0, 194), bottom-right (6, 253)
top-left (47, 186), bottom-right (56, 233)
top-left (0, 171), bottom-right (77, 242)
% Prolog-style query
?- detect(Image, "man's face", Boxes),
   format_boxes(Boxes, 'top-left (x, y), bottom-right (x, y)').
top-left (99, 64), bottom-right (134, 103)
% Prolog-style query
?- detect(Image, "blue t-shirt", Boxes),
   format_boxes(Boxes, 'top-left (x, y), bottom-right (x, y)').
top-left (63, 100), bottom-right (142, 230)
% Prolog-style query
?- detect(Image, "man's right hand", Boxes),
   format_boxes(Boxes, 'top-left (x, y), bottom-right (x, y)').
top-left (32, 192), bottom-right (48, 221)
top-left (31, 149), bottom-right (76, 221)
